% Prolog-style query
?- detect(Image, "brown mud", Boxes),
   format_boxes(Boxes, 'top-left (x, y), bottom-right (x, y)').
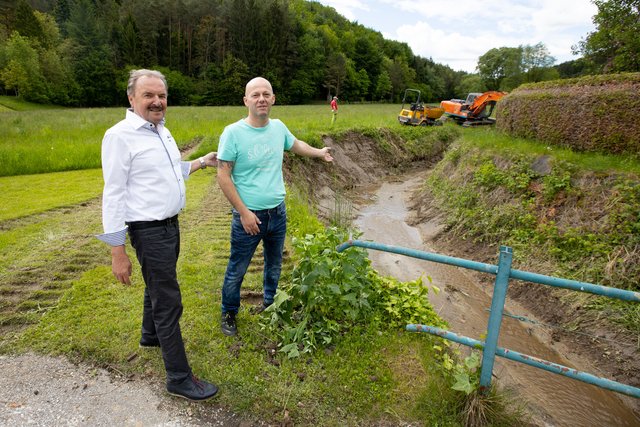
top-left (355, 172), bottom-right (638, 426)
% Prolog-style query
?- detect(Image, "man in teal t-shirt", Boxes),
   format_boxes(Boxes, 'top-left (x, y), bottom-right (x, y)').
top-left (217, 77), bottom-right (334, 336)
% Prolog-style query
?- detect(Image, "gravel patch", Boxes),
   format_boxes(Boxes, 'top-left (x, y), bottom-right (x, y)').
top-left (0, 354), bottom-right (255, 426)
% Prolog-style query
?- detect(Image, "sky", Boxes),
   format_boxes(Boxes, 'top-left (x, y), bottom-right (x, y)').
top-left (313, 0), bottom-right (598, 73)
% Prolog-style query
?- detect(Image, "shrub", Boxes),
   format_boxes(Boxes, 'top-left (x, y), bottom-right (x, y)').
top-left (261, 227), bottom-right (444, 358)
top-left (496, 73), bottom-right (640, 157)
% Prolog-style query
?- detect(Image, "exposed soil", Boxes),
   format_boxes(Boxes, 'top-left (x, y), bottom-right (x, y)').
top-left (356, 172), bottom-right (639, 426)
top-left (405, 175), bottom-right (640, 414)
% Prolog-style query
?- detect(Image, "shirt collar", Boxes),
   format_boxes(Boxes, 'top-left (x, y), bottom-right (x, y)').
top-left (126, 108), bottom-right (166, 131)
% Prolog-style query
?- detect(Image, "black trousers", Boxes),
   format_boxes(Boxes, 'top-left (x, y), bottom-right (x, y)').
top-left (128, 217), bottom-right (190, 383)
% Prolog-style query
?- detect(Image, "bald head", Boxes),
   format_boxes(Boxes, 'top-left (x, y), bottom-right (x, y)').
top-left (245, 77), bottom-right (273, 97)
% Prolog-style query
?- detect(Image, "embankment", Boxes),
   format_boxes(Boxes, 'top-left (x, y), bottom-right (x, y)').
top-left (286, 126), bottom-right (640, 419)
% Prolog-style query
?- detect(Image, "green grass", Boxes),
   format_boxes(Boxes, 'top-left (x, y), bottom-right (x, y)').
top-left (427, 128), bottom-right (640, 338)
top-left (1, 105), bottom-right (566, 424)
top-left (461, 127), bottom-right (640, 175)
top-left (0, 104), bottom-right (403, 176)
top-left (0, 169), bottom-right (103, 221)
top-left (2, 171), bottom-right (466, 425)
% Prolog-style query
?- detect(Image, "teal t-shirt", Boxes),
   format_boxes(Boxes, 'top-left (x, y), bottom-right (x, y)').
top-left (218, 118), bottom-right (296, 210)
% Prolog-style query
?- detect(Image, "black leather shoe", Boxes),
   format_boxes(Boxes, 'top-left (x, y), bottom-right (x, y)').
top-left (221, 312), bottom-right (237, 336)
top-left (167, 374), bottom-right (219, 401)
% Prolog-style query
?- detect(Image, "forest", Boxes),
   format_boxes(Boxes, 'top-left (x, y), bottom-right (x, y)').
top-left (0, 0), bottom-right (638, 107)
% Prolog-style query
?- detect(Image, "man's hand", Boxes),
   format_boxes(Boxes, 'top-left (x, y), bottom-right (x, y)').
top-left (111, 245), bottom-right (132, 285)
top-left (240, 211), bottom-right (262, 235)
top-left (319, 146), bottom-right (334, 162)
top-left (203, 151), bottom-right (218, 167)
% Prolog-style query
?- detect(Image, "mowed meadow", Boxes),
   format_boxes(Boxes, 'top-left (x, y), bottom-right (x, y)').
top-left (0, 101), bottom-right (486, 425)
top-left (0, 102), bottom-right (401, 221)
top-left (0, 101), bottom-right (402, 176)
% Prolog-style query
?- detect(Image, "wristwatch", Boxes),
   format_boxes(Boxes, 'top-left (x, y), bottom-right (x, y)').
top-left (199, 157), bottom-right (206, 169)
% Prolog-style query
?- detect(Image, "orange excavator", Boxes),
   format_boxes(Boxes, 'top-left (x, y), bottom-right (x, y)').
top-left (440, 91), bottom-right (507, 126)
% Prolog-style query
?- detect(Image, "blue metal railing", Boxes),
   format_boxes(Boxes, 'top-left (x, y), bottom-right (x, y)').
top-left (336, 240), bottom-right (640, 399)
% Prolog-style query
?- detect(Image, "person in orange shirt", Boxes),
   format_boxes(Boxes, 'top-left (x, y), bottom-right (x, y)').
top-left (330, 96), bottom-right (338, 125)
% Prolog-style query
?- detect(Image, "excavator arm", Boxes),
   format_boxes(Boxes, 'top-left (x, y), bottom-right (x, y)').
top-left (468, 91), bottom-right (507, 116)
top-left (440, 90), bottom-right (508, 126)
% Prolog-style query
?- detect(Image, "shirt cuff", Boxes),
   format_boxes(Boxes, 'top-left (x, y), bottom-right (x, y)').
top-left (181, 161), bottom-right (191, 180)
top-left (96, 228), bottom-right (127, 246)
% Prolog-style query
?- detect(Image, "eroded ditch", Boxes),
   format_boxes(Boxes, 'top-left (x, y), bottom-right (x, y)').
top-left (351, 170), bottom-right (639, 427)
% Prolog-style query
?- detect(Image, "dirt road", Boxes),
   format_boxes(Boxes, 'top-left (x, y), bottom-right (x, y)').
top-left (0, 353), bottom-right (256, 426)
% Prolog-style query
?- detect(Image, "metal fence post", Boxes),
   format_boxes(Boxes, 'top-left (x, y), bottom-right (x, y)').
top-left (479, 245), bottom-right (513, 393)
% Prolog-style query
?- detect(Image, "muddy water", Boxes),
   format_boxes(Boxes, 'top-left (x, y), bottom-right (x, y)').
top-left (353, 172), bottom-right (639, 427)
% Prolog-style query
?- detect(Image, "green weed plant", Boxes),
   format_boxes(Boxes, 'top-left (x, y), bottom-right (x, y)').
top-left (262, 227), bottom-right (446, 358)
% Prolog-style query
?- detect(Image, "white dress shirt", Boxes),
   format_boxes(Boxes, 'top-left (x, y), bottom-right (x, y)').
top-left (97, 109), bottom-right (191, 246)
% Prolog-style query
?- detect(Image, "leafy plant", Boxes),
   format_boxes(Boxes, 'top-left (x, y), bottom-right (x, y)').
top-left (262, 227), bottom-right (445, 358)
top-left (541, 163), bottom-right (574, 202)
top-left (261, 227), bottom-right (376, 357)
top-left (450, 352), bottom-right (481, 395)
top-left (374, 275), bottom-right (442, 328)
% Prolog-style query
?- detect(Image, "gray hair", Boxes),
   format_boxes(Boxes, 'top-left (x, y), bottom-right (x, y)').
top-left (127, 69), bottom-right (168, 96)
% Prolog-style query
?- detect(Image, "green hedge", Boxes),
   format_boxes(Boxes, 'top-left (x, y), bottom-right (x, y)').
top-left (496, 73), bottom-right (640, 157)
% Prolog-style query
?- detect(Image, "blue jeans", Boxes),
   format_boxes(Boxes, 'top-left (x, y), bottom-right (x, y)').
top-left (221, 201), bottom-right (287, 314)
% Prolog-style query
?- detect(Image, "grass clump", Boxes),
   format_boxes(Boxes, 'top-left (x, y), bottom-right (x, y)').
top-left (459, 387), bottom-right (525, 427)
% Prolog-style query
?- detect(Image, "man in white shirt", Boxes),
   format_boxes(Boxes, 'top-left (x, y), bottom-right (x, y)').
top-left (98, 69), bottom-right (218, 401)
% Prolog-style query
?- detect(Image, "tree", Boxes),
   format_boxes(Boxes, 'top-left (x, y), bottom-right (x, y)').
top-left (477, 43), bottom-right (556, 91)
top-left (156, 66), bottom-right (194, 106)
top-left (14, 0), bottom-right (501, 106)
top-left (555, 58), bottom-right (591, 78)
top-left (14, 0), bottom-right (44, 43)
top-left (455, 74), bottom-right (487, 97)
top-left (66, 0), bottom-right (117, 106)
top-left (287, 30), bottom-right (325, 103)
top-left (325, 52), bottom-right (347, 97)
top-left (0, 31), bottom-right (48, 101)
top-left (53, 0), bottom-right (71, 36)
top-left (116, 13), bottom-right (142, 67)
top-left (477, 46), bottom-right (521, 90)
top-left (574, 0), bottom-right (640, 72)
top-left (352, 35), bottom-right (382, 99)
top-left (387, 56), bottom-right (416, 102)
top-left (374, 69), bottom-right (392, 101)
top-left (521, 42), bottom-right (556, 82)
